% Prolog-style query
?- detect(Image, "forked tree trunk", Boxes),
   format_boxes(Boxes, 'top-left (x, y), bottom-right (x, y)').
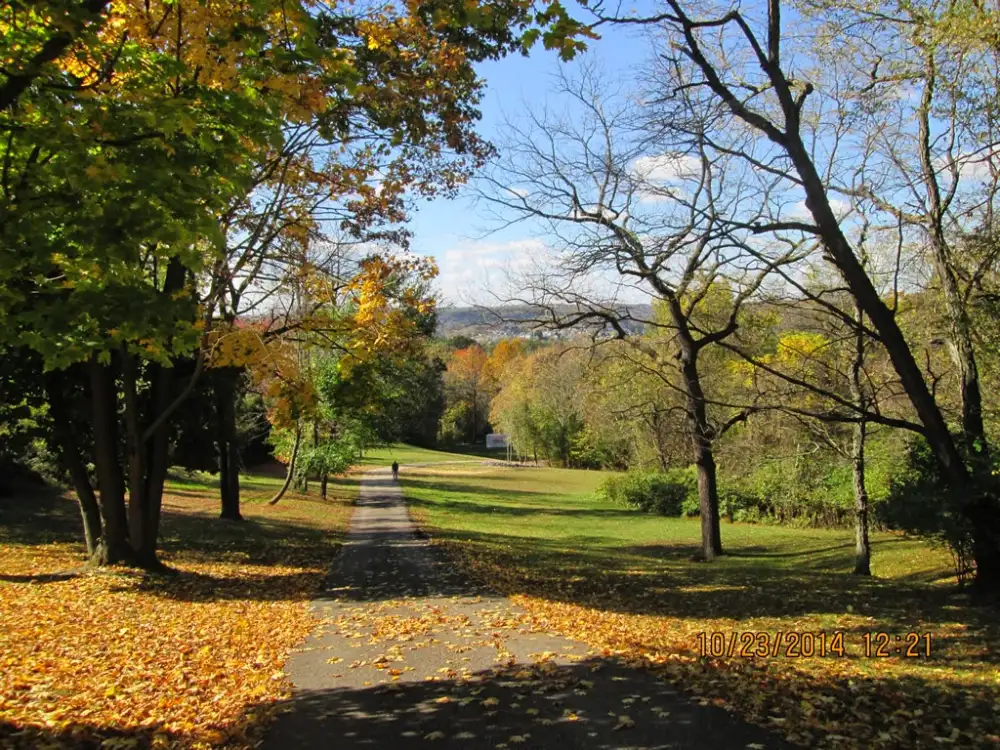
top-left (268, 426), bottom-right (302, 506)
top-left (87, 356), bottom-right (132, 564)
top-left (674, 312), bottom-right (723, 561)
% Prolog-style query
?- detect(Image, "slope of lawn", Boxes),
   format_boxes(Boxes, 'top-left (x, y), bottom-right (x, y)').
top-left (403, 463), bottom-right (1000, 749)
top-left (0, 469), bottom-right (358, 749)
top-left (358, 442), bottom-right (506, 467)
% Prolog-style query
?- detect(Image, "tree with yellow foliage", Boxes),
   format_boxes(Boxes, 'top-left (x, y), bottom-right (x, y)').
top-left (1, 0), bottom-right (590, 567)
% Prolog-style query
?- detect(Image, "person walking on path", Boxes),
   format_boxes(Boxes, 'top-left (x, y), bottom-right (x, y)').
top-left (391, 460), bottom-right (399, 481)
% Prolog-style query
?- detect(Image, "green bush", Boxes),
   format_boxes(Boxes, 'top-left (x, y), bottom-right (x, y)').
top-left (877, 436), bottom-right (982, 585)
top-left (597, 467), bottom-right (697, 516)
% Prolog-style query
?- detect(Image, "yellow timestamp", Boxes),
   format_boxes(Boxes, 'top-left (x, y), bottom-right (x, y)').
top-left (697, 631), bottom-right (933, 658)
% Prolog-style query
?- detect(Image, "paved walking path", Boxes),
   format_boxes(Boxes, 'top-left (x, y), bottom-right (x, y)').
top-left (263, 468), bottom-right (789, 749)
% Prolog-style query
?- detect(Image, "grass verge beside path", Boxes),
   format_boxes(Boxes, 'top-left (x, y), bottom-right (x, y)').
top-left (0, 470), bottom-right (357, 749)
top-left (403, 463), bottom-right (1000, 749)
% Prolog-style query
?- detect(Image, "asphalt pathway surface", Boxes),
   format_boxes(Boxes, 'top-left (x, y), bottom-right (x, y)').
top-left (263, 467), bottom-right (790, 749)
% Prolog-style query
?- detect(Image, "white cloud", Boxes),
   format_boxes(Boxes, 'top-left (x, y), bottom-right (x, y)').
top-left (631, 153), bottom-right (700, 204)
top-left (631, 153), bottom-right (702, 184)
top-left (934, 151), bottom-right (999, 183)
top-left (788, 198), bottom-right (851, 221)
top-left (433, 238), bottom-right (548, 304)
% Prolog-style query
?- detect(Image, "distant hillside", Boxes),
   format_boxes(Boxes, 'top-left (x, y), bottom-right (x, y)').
top-left (435, 304), bottom-right (653, 342)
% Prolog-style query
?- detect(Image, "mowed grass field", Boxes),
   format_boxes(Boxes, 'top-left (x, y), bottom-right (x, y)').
top-left (402, 462), bottom-right (1000, 749)
top-left (0, 469), bottom-right (358, 749)
top-left (358, 442), bottom-right (507, 467)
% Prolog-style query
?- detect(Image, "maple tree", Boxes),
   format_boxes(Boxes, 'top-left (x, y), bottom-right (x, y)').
top-left (0, 0), bottom-right (593, 567)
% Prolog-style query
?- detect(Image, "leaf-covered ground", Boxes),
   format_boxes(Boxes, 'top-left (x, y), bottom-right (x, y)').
top-left (0, 471), bottom-right (356, 749)
top-left (404, 464), bottom-right (1000, 749)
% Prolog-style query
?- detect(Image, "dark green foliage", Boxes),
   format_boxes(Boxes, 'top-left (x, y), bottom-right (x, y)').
top-left (877, 436), bottom-right (982, 584)
top-left (446, 335), bottom-right (479, 350)
top-left (596, 468), bottom-right (697, 516)
top-left (318, 350), bottom-right (445, 447)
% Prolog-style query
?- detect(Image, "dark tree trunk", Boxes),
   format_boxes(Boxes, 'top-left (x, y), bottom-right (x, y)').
top-left (321, 473), bottom-right (329, 499)
top-left (121, 349), bottom-right (147, 558)
top-left (694, 437), bottom-right (722, 561)
top-left (671, 305), bottom-right (723, 561)
top-left (216, 370), bottom-right (242, 520)
top-left (139, 361), bottom-right (174, 568)
top-left (269, 426), bottom-right (302, 505)
top-left (46, 370), bottom-right (103, 562)
top-left (87, 356), bottom-right (131, 564)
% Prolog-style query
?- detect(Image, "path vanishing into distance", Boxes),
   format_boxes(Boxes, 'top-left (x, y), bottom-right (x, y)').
top-left (263, 467), bottom-right (790, 749)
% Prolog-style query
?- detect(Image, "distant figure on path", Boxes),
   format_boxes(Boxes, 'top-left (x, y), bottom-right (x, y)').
top-left (391, 461), bottom-right (399, 481)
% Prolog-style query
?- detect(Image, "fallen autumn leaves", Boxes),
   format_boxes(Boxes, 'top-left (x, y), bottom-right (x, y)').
top-left (0, 479), bottom-right (355, 749)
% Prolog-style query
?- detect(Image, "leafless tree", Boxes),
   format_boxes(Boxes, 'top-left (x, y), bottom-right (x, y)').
top-left (583, 0), bottom-right (1000, 590)
top-left (478, 68), bottom-right (800, 560)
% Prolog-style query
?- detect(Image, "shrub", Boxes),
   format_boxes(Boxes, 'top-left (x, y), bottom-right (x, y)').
top-left (597, 467), bottom-right (697, 517)
top-left (877, 436), bottom-right (980, 585)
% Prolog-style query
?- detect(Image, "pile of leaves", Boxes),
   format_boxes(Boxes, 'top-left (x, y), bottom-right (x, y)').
top-left (0, 481), bottom-right (354, 749)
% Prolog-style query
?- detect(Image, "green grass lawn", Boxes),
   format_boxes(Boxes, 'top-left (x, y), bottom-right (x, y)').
top-left (401, 462), bottom-right (1000, 749)
top-left (358, 442), bottom-right (507, 467)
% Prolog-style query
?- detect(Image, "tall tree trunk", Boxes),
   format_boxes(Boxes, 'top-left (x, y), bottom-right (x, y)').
top-left (87, 356), bottom-right (131, 564)
top-left (915, 54), bottom-right (990, 464)
top-left (849, 299), bottom-right (872, 576)
top-left (46, 370), bottom-right (103, 562)
top-left (216, 370), bottom-right (242, 520)
top-left (852, 421), bottom-right (871, 576)
top-left (673, 314), bottom-right (722, 560)
top-left (139, 361), bottom-right (174, 569)
top-left (121, 349), bottom-right (147, 557)
top-left (694, 435), bottom-right (722, 561)
top-left (269, 426), bottom-right (302, 505)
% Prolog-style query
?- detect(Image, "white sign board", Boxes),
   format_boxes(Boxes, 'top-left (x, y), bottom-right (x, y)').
top-left (486, 433), bottom-right (509, 449)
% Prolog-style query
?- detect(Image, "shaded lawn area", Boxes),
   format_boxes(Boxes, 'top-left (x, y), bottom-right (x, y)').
top-left (403, 464), bottom-right (1000, 749)
top-left (0, 470), bottom-right (357, 749)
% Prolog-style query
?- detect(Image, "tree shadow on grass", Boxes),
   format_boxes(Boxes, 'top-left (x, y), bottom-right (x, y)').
top-left (0, 481), bottom-right (351, 574)
top-left (403, 486), bottom-right (639, 519)
top-left (420, 524), bottom-right (1000, 668)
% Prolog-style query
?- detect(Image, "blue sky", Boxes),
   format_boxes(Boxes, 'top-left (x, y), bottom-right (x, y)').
top-left (406, 20), bottom-right (654, 305)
